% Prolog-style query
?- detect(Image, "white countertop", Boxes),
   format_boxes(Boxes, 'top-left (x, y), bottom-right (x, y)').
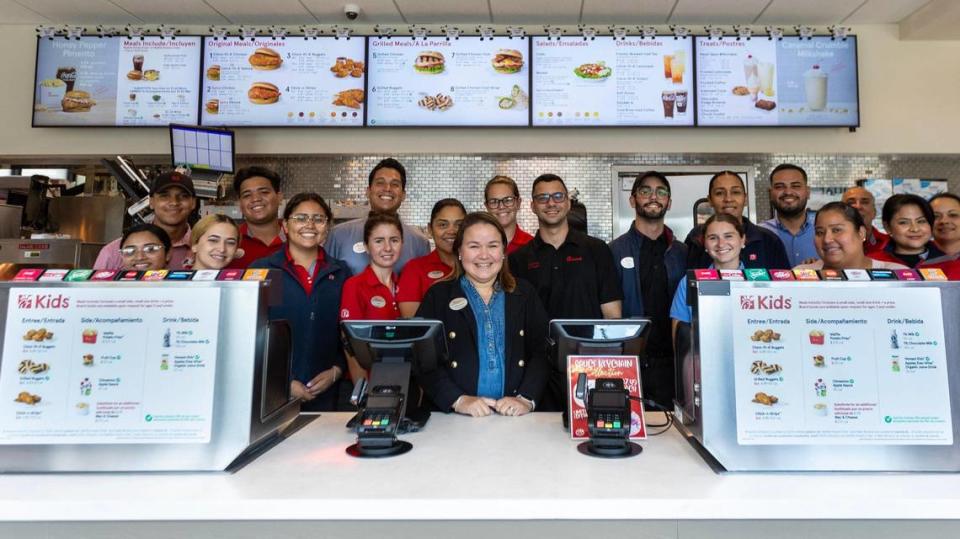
top-left (1, 412), bottom-right (960, 522)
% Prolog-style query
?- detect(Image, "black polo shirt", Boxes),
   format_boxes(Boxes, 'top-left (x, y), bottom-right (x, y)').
top-left (509, 228), bottom-right (623, 320)
top-left (637, 232), bottom-right (672, 359)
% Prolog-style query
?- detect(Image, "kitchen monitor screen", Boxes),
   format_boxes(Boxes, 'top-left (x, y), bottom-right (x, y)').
top-left (170, 124), bottom-right (235, 174)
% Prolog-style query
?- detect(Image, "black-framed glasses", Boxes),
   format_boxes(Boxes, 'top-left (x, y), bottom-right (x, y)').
top-left (635, 186), bottom-right (670, 198)
top-left (288, 214), bottom-right (329, 225)
top-left (120, 244), bottom-right (164, 257)
top-left (485, 196), bottom-right (518, 209)
top-left (532, 192), bottom-right (567, 205)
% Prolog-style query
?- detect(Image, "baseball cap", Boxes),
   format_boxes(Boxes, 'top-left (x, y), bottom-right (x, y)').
top-left (150, 171), bottom-right (195, 196)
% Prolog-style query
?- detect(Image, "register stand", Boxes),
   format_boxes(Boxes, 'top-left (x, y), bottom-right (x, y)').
top-left (674, 269), bottom-right (960, 472)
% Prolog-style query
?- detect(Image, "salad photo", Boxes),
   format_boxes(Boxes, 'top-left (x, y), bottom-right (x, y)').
top-left (574, 62), bottom-right (612, 80)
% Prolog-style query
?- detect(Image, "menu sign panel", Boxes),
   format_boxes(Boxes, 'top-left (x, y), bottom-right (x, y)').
top-left (696, 36), bottom-right (858, 126)
top-left (532, 36), bottom-right (693, 126)
top-left (0, 287), bottom-right (221, 444)
top-left (367, 37), bottom-right (529, 126)
top-left (732, 287), bottom-right (951, 445)
top-left (201, 37), bottom-right (365, 127)
top-left (33, 36), bottom-right (202, 126)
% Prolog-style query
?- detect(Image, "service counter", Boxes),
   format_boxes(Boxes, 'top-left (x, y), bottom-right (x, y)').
top-left (0, 412), bottom-right (959, 537)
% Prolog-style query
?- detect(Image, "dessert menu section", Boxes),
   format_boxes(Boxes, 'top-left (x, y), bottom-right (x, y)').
top-left (33, 37), bottom-right (202, 127)
top-left (201, 38), bottom-right (365, 127)
top-left (367, 37), bottom-right (529, 126)
top-left (532, 36), bottom-right (693, 126)
top-left (732, 287), bottom-right (951, 445)
top-left (0, 287), bottom-right (221, 444)
top-left (696, 36), bottom-right (859, 126)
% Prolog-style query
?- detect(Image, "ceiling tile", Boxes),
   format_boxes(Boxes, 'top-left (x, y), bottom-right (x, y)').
top-left (581, 0), bottom-right (674, 24)
top-left (301, 0), bottom-right (404, 24)
top-left (843, 0), bottom-right (932, 24)
top-left (203, 0), bottom-right (315, 24)
top-left (16, 0), bottom-right (142, 24)
top-left (110, 0), bottom-right (228, 25)
top-left (0, 0), bottom-right (51, 24)
top-left (395, 0), bottom-right (489, 24)
top-left (490, 0), bottom-right (582, 24)
top-left (669, 0), bottom-right (769, 25)
top-left (756, 0), bottom-right (865, 25)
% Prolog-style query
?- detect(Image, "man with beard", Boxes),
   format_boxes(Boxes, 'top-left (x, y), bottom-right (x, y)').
top-left (842, 186), bottom-right (889, 255)
top-left (760, 164), bottom-right (818, 267)
top-left (325, 158), bottom-right (430, 275)
top-left (227, 166), bottom-right (284, 269)
top-left (609, 171), bottom-right (687, 408)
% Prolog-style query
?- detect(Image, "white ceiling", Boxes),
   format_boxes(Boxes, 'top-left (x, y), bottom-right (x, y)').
top-left (0, 0), bottom-right (942, 28)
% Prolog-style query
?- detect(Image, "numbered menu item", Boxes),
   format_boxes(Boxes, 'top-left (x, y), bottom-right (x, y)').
top-left (532, 36), bottom-right (694, 126)
top-left (732, 287), bottom-right (951, 445)
top-left (696, 36), bottom-right (859, 126)
top-left (367, 37), bottom-right (529, 126)
top-left (33, 37), bottom-right (202, 127)
top-left (0, 287), bottom-right (221, 444)
top-left (201, 38), bottom-right (365, 127)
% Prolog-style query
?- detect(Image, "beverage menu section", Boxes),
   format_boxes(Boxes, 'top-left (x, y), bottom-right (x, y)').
top-left (732, 287), bottom-right (952, 445)
top-left (367, 37), bottom-right (529, 126)
top-left (33, 37), bottom-right (202, 127)
top-left (696, 36), bottom-right (858, 126)
top-left (201, 38), bottom-right (365, 127)
top-left (0, 288), bottom-right (221, 444)
top-left (532, 36), bottom-right (693, 126)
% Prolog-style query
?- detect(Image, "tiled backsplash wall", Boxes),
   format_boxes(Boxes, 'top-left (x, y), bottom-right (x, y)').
top-left (238, 153), bottom-right (960, 241)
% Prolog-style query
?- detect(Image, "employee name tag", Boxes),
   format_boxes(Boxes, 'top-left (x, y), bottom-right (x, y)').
top-left (449, 298), bottom-right (468, 311)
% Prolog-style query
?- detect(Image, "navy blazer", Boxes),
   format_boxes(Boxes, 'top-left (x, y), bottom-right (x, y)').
top-left (608, 225), bottom-right (688, 319)
top-left (415, 277), bottom-right (549, 411)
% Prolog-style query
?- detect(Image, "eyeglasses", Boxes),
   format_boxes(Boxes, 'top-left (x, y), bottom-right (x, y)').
top-left (635, 186), bottom-right (670, 198)
top-left (485, 196), bottom-right (517, 209)
top-left (120, 244), bottom-right (164, 257)
top-left (288, 214), bottom-right (329, 225)
top-left (532, 192), bottom-right (567, 205)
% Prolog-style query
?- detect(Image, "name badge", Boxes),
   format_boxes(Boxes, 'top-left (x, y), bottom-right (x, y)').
top-left (352, 242), bottom-right (367, 254)
top-left (428, 270), bottom-right (445, 279)
top-left (620, 257), bottom-right (635, 269)
top-left (370, 295), bottom-right (387, 308)
top-left (449, 298), bottom-right (468, 311)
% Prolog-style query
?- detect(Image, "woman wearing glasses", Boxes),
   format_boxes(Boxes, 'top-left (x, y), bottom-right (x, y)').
top-left (189, 214), bottom-right (242, 271)
top-left (484, 175), bottom-right (532, 255)
top-left (250, 192), bottom-right (350, 411)
top-left (119, 223), bottom-right (171, 271)
top-left (397, 199), bottom-right (467, 318)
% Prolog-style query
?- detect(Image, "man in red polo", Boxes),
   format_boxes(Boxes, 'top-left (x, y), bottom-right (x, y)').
top-left (228, 166), bottom-right (285, 269)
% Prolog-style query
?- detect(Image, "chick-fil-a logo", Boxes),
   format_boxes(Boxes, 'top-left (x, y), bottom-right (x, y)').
top-left (739, 295), bottom-right (791, 310)
top-left (16, 294), bottom-right (69, 310)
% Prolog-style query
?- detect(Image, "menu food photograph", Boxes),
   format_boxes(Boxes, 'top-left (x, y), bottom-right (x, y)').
top-left (201, 37), bottom-right (365, 127)
top-left (33, 36), bottom-right (203, 127)
top-left (532, 36), bottom-right (694, 126)
top-left (696, 36), bottom-right (859, 126)
top-left (367, 37), bottom-right (529, 126)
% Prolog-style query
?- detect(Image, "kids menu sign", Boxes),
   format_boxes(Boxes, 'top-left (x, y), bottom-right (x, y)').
top-left (0, 287), bottom-right (221, 444)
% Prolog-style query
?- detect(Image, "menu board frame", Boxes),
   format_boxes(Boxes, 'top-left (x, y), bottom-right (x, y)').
top-left (31, 35), bottom-right (206, 128)
top-left (693, 34), bottom-right (860, 129)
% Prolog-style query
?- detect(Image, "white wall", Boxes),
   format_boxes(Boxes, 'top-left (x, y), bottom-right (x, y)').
top-left (3, 24), bottom-right (959, 158)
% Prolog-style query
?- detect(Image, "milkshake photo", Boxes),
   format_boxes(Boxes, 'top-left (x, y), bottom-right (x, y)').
top-left (804, 64), bottom-right (828, 111)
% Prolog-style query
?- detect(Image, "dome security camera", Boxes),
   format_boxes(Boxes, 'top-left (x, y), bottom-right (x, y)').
top-left (344, 3), bottom-right (360, 20)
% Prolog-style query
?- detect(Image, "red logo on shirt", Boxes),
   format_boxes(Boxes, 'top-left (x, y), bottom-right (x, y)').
top-left (566, 256), bottom-right (582, 263)
top-left (527, 262), bottom-right (540, 270)
top-left (749, 253), bottom-right (757, 261)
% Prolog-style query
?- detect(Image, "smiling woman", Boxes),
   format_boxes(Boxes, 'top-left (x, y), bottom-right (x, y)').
top-left (190, 214), bottom-right (241, 271)
top-left (119, 223), bottom-right (171, 272)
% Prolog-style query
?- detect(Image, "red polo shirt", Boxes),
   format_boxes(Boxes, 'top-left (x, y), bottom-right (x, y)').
top-left (284, 246), bottom-right (326, 295)
top-left (397, 250), bottom-right (452, 303)
top-left (864, 227), bottom-right (889, 255)
top-left (339, 265), bottom-right (400, 321)
top-left (507, 226), bottom-right (534, 255)
top-left (229, 221), bottom-right (285, 269)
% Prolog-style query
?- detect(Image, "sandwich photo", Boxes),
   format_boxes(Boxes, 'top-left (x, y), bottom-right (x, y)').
top-left (61, 90), bottom-right (96, 113)
top-left (206, 99), bottom-right (219, 114)
top-left (414, 51), bottom-right (445, 74)
top-left (206, 64), bottom-right (220, 81)
top-left (248, 47), bottom-right (283, 70)
top-left (492, 49), bottom-right (523, 74)
top-left (248, 82), bottom-right (280, 104)
top-left (127, 70), bottom-right (143, 80)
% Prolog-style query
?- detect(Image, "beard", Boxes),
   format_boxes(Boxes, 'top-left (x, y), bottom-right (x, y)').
top-left (636, 202), bottom-right (667, 220)
top-left (772, 198), bottom-right (807, 218)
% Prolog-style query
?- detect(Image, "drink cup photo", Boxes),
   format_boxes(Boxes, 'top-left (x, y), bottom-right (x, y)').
top-left (663, 55), bottom-right (673, 79)
top-left (759, 62), bottom-right (775, 97)
top-left (56, 66), bottom-right (77, 92)
top-left (804, 65), bottom-right (828, 111)
top-left (743, 55), bottom-right (758, 84)
top-left (747, 74), bottom-right (760, 102)
top-left (133, 54), bottom-right (144, 71)
top-left (675, 90), bottom-right (688, 113)
top-left (671, 51), bottom-right (685, 84)
top-left (661, 91), bottom-right (675, 118)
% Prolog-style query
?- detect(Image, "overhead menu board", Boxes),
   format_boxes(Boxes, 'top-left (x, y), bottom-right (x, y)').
top-left (732, 286), bottom-right (951, 445)
top-left (367, 37), bottom-right (529, 126)
top-left (201, 37), bottom-right (365, 127)
top-left (33, 36), bottom-right (202, 127)
top-left (696, 36), bottom-right (859, 126)
top-left (532, 36), bottom-right (694, 126)
top-left (0, 287), bottom-right (221, 444)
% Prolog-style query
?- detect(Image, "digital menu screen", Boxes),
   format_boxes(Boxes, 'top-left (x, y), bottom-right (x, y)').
top-left (201, 37), bottom-right (365, 127)
top-left (532, 36), bottom-right (694, 126)
top-left (367, 37), bottom-right (529, 127)
top-left (696, 36), bottom-right (859, 126)
top-left (33, 36), bottom-right (202, 127)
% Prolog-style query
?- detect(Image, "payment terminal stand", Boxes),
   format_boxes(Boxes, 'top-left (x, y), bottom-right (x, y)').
top-left (341, 320), bottom-right (445, 458)
top-left (575, 374), bottom-right (643, 458)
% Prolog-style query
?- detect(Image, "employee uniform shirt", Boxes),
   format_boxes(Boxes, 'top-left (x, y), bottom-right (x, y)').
top-left (635, 232), bottom-right (672, 359)
top-left (396, 250), bottom-right (452, 304)
top-left (685, 218), bottom-right (791, 270)
top-left (760, 211), bottom-right (818, 267)
top-left (507, 226), bottom-right (534, 255)
top-left (94, 226), bottom-right (192, 270)
top-left (509, 228), bottom-right (623, 320)
top-left (325, 216), bottom-right (430, 275)
top-left (670, 263), bottom-right (745, 324)
top-left (227, 221), bottom-right (284, 269)
top-left (864, 227), bottom-right (890, 255)
top-left (339, 265), bottom-right (400, 321)
top-left (285, 246), bottom-right (326, 295)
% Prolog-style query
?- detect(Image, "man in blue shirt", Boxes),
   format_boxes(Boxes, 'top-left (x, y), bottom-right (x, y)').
top-left (760, 163), bottom-right (818, 267)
